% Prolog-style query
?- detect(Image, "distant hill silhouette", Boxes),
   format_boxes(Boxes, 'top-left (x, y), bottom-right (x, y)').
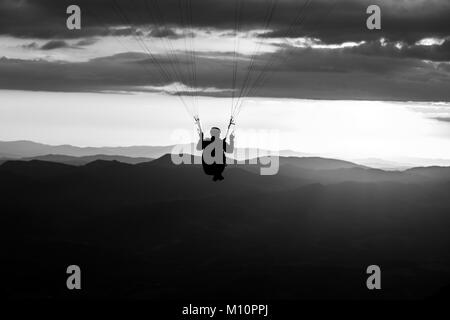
top-left (0, 140), bottom-right (173, 158)
top-left (1, 140), bottom-right (304, 164)
top-left (279, 156), bottom-right (364, 170)
top-left (405, 166), bottom-right (450, 181)
top-left (23, 154), bottom-right (153, 166)
top-left (3, 140), bottom-right (450, 170)
top-left (1, 154), bottom-right (450, 300)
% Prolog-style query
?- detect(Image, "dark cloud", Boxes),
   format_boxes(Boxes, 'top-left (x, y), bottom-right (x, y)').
top-left (1, 0), bottom-right (449, 102)
top-left (19, 39), bottom-right (97, 51)
top-left (40, 40), bottom-right (71, 50)
top-left (20, 42), bottom-right (38, 49)
top-left (109, 27), bottom-right (143, 37)
top-left (261, 0), bottom-right (450, 45)
top-left (0, 52), bottom-right (194, 92)
top-left (437, 62), bottom-right (450, 72)
top-left (433, 117), bottom-right (450, 123)
top-left (148, 27), bottom-right (180, 39)
top-left (75, 38), bottom-right (99, 46)
top-left (1, 47), bottom-right (449, 101)
top-left (1, 0), bottom-right (449, 45)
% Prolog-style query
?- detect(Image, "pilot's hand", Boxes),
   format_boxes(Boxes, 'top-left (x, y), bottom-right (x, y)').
top-left (230, 132), bottom-right (235, 140)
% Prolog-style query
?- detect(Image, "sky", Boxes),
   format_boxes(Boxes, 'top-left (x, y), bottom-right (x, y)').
top-left (0, 0), bottom-right (450, 162)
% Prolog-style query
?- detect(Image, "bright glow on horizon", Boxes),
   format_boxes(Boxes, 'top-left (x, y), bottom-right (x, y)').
top-left (1, 90), bottom-right (450, 164)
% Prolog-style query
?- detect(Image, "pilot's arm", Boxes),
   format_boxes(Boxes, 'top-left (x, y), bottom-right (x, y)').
top-left (196, 132), bottom-right (204, 151)
top-left (225, 133), bottom-right (235, 153)
top-left (195, 118), bottom-right (204, 151)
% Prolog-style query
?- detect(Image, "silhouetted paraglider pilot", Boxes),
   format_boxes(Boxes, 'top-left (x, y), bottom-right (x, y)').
top-left (195, 117), bottom-right (235, 181)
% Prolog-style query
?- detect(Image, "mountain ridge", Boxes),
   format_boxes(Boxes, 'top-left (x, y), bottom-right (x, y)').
top-left (2, 154), bottom-right (449, 186)
top-left (2, 140), bottom-right (450, 171)
top-left (2, 153), bottom-right (450, 300)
